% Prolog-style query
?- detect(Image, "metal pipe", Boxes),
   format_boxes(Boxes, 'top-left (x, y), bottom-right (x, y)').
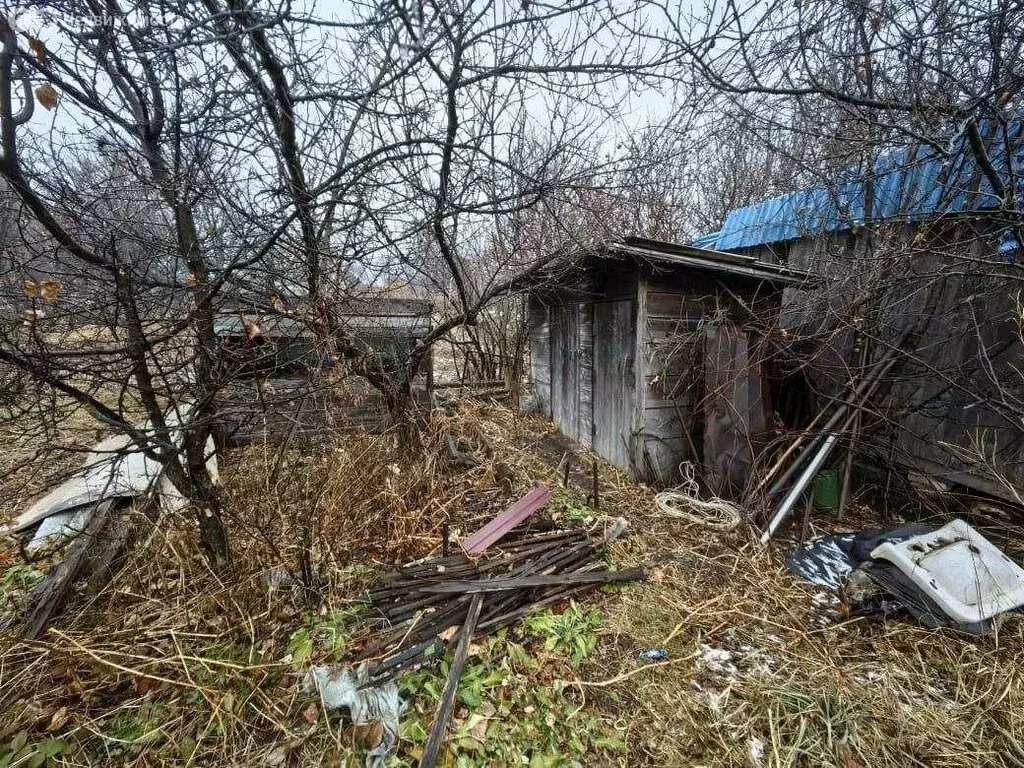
top-left (760, 432), bottom-right (840, 544)
top-left (754, 347), bottom-right (898, 499)
top-left (763, 352), bottom-right (899, 499)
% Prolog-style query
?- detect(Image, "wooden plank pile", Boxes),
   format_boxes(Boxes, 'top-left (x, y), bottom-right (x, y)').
top-left (354, 519), bottom-right (641, 688)
top-left (340, 487), bottom-right (641, 767)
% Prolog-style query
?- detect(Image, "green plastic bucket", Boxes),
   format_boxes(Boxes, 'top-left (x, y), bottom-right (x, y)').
top-left (813, 468), bottom-right (841, 510)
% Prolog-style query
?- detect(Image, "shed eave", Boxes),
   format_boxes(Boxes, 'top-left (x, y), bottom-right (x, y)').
top-left (604, 241), bottom-right (811, 287)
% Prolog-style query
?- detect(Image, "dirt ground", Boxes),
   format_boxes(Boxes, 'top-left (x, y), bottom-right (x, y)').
top-left (1, 400), bottom-right (1023, 766)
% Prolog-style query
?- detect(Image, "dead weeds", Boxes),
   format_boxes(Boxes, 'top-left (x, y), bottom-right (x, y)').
top-left (0, 400), bottom-right (1022, 766)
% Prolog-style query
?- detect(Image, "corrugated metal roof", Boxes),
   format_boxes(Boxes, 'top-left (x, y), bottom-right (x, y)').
top-left (705, 119), bottom-right (1024, 250)
top-left (690, 230), bottom-right (722, 249)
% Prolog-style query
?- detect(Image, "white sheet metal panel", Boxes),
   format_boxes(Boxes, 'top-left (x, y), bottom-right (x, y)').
top-left (8, 432), bottom-right (167, 534)
top-left (871, 519), bottom-right (1024, 623)
top-left (5, 409), bottom-right (217, 540)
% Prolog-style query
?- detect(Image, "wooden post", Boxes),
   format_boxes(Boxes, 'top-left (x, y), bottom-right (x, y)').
top-left (418, 593), bottom-right (485, 768)
top-left (800, 490), bottom-right (814, 543)
top-left (837, 413), bottom-right (859, 521)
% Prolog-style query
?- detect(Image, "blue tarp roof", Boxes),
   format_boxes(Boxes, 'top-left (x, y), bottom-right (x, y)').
top-left (702, 119), bottom-right (1024, 251)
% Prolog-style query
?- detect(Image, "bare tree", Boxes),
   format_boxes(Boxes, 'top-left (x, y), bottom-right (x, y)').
top-left (0, 0), bottom-right (681, 569)
top-left (1, 6), bottom-right (233, 567)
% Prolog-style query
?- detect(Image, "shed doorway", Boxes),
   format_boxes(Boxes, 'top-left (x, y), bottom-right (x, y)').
top-left (592, 299), bottom-right (635, 471)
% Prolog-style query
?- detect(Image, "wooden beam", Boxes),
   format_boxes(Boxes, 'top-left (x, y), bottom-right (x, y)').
top-left (418, 568), bottom-right (648, 594)
top-left (418, 593), bottom-right (485, 768)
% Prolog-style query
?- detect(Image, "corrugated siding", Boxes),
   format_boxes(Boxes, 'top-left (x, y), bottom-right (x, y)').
top-left (711, 119), bottom-right (1024, 250)
top-left (691, 230), bottom-right (722, 249)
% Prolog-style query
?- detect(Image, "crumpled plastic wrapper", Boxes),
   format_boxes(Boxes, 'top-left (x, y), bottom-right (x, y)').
top-left (302, 665), bottom-right (406, 768)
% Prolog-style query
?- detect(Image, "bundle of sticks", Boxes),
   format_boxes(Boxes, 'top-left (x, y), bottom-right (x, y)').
top-left (352, 520), bottom-right (642, 688)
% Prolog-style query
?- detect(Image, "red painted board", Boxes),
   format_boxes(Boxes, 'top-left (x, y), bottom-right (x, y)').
top-left (462, 485), bottom-right (552, 555)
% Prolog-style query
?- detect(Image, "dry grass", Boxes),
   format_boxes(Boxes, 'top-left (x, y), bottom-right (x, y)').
top-left (568, 473), bottom-right (1024, 767)
top-left (221, 399), bottom-right (527, 571)
top-left (0, 400), bottom-right (1023, 766)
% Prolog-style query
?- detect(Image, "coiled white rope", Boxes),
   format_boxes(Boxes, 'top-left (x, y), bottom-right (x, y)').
top-left (654, 462), bottom-right (743, 531)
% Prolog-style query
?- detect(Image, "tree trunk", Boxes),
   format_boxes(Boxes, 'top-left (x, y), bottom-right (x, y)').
top-left (194, 498), bottom-right (230, 573)
top-left (186, 433), bottom-right (230, 572)
top-left (159, 432), bottom-right (230, 572)
top-left (384, 377), bottom-right (424, 455)
top-left (141, 135), bottom-right (231, 573)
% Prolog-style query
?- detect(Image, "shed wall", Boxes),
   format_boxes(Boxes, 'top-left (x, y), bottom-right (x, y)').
top-left (530, 299), bottom-right (596, 448)
top-left (528, 273), bottom-right (636, 471)
top-left (634, 273), bottom-right (775, 490)
top-left (528, 264), bottom-right (778, 492)
top-left (636, 277), bottom-right (706, 482)
top-left (528, 299), bottom-right (552, 417)
top-left (549, 302), bottom-right (594, 446)
top-left (736, 221), bottom-right (1024, 500)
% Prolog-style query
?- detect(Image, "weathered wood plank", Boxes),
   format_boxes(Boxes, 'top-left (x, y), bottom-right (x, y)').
top-left (578, 302), bottom-right (594, 448)
top-left (559, 305), bottom-right (571, 429)
top-left (564, 304), bottom-right (580, 440)
top-left (418, 593), bottom-right (485, 768)
top-left (420, 568), bottom-right (648, 593)
top-left (702, 324), bottom-right (767, 499)
top-left (634, 278), bottom-right (648, 477)
top-left (528, 298), bottom-right (552, 416)
top-left (593, 298), bottom-right (637, 472)
top-left (645, 292), bottom-right (708, 321)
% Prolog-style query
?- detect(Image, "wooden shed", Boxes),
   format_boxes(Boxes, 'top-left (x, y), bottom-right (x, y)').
top-left (527, 237), bottom-right (808, 496)
top-left (213, 294), bottom-right (433, 445)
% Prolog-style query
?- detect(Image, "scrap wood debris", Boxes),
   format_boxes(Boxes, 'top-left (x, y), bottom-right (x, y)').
top-left (753, 340), bottom-right (907, 541)
top-left (0, 408), bottom-right (219, 639)
top-left (302, 484), bottom-right (643, 766)
top-left (352, 516), bottom-right (641, 687)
